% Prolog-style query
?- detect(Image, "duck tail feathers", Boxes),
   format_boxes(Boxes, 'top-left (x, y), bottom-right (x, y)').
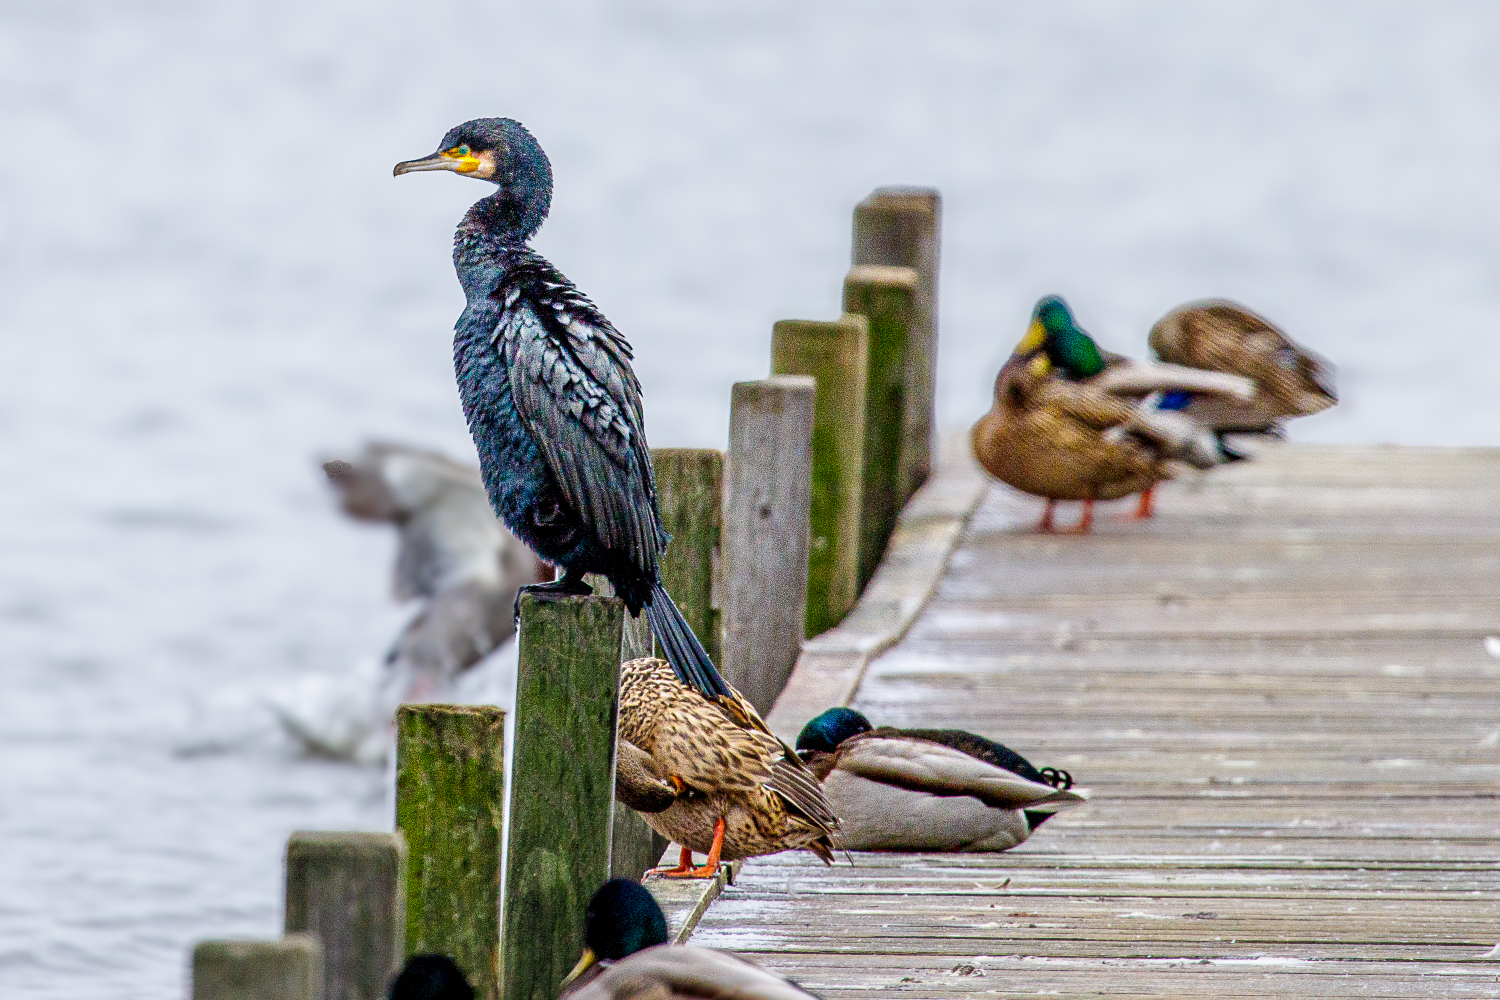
top-left (644, 582), bottom-right (733, 702)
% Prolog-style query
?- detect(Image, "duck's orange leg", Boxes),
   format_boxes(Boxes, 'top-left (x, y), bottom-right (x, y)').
top-left (646, 845), bottom-right (695, 878)
top-left (1133, 485), bottom-right (1156, 520)
top-left (1058, 498), bottom-right (1094, 534)
top-left (661, 817), bottom-right (726, 879)
top-left (1037, 500), bottom-right (1057, 533)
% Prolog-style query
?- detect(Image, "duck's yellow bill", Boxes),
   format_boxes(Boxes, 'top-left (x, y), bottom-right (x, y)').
top-left (1016, 318), bottom-right (1046, 355)
top-left (561, 948), bottom-right (598, 988)
top-left (1028, 354), bottom-right (1052, 378)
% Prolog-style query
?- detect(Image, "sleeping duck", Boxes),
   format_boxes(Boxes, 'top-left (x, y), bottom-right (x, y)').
top-left (615, 658), bottom-right (837, 878)
top-left (562, 879), bottom-right (823, 998)
top-left (794, 708), bottom-right (1086, 852)
top-left (1148, 299), bottom-right (1337, 434)
top-left (972, 296), bottom-right (1257, 532)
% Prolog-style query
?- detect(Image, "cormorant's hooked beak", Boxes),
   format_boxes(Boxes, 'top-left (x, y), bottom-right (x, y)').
top-left (560, 948), bottom-right (597, 988)
top-left (393, 150), bottom-right (487, 177)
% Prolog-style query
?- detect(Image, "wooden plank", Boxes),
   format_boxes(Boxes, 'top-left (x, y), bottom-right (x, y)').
top-left (192, 936), bottom-right (323, 1000)
top-left (505, 594), bottom-right (622, 1000)
top-left (772, 317), bottom-right (870, 638)
top-left (721, 376), bottom-right (815, 713)
top-left (651, 447), bottom-right (724, 665)
top-left (394, 704), bottom-right (505, 1000)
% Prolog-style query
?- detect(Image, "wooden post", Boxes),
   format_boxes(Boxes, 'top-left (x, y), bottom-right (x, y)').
top-left (284, 830), bottom-right (405, 1000)
top-left (651, 448), bottom-right (725, 666)
top-left (721, 376), bottom-right (816, 711)
top-left (852, 187), bottom-right (941, 503)
top-left (843, 265), bottom-right (919, 591)
top-left (394, 705), bottom-right (505, 1000)
top-left (771, 318), bottom-right (870, 639)
top-left (505, 594), bottom-right (622, 1000)
top-left (192, 936), bottom-right (322, 1000)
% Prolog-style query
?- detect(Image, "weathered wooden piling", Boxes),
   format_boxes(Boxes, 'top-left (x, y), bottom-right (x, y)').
top-left (843, 265), bottom-right (919, 590)
top-left (192, 935), bottom-right (323, 1000)
top-left (771, 318), bottom-right (870, 639)
top-left (721, 376), bottom-right (817, 711)
top-left (505, 594), bottom-right (622, 1000)
top-left (284, 830), bottom-right (405, 1000)
top-left (394, 705), bottom-right (505, 1000)
top-left (852, 187), bottom-right (941, 503)
top-left (650, 448), bottom-right (724, 665)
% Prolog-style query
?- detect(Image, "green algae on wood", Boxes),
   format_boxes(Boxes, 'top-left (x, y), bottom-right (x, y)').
top-left (192, 935), bottom-right (322, 1000)
top-left (772, 316), bottom-right (870, 638)
top-left (843, 265), bottom-right (918, 591)
top-left (284, 830), bottom-right (406, 1000)
top-left (395, 704), bottom-right (505, 1000)
top-left (651, 448), bottom-right (724, 666)
top-left (505, 593), bottom-right (623, 1000)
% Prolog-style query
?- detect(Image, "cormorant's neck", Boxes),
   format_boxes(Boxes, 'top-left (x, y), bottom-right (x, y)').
top-left (456, 188), bottom-right (548, 252)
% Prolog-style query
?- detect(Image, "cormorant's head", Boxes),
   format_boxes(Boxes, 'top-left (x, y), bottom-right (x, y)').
top-left (388, 954), bottom-right (473, 1000)
top-left (796, 707), bottom-right (874, 754)
top-left (1013, 295), bottom-right (1106, 381)
top-left (394, 118), bottom-right (553, 240)
top-left (563, 879), bottom-right (669, 988)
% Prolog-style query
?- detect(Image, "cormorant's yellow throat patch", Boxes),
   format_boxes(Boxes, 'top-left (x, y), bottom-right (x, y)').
top-left (443, 146), bottom-right (483, 174)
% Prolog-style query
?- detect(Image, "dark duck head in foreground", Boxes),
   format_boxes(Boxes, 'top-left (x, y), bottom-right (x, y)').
top-left (395, 119), bottom-right (836, 871)
top-left (561, 879), bottom-right (824, 998)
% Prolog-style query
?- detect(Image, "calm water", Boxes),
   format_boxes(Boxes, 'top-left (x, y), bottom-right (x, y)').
top-left (3, 1), bottom-right (1499, 996)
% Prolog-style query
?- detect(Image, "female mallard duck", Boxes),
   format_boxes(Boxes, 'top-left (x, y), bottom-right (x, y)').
top-left (562, 879), bottom-right (822, 998)
top-left (795, 708), bottom-right (1087, 852)
top-left (1148, 299), bottom-right (1337, 432)
top-left (972, 295), bottom-right (1257, 532)
top-left (616, 657), bottom-right (837, 878)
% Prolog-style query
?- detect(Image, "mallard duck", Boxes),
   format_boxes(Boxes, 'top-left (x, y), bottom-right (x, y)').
top-left (562, 879), bottom-right (822, 998)
top-left (389, 954), bottom-right (473, 1000)
top-left (795, 708), bottom-right (1087, 852)
top-left (972, 295), bottom-right (1257, 532)
top-left (1148, 299), bottom-right (1336, 433)
top-left (616, 658), bottom-right (837, 878)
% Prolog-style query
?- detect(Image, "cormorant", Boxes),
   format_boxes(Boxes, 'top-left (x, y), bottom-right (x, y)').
top-left (390, 119), bottom-right (740, 720)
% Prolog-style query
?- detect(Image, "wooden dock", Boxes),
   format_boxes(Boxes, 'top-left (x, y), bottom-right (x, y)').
top-left (688, 444), bottom-right (1500, 998)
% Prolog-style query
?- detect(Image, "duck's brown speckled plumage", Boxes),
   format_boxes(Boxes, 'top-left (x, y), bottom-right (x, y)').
top-left (972, 353), bottom-right (1167, 502)
top-left (1148, 299), bottom-right (1337, 430)
top-left (619, 657), bottom-right (836, 863)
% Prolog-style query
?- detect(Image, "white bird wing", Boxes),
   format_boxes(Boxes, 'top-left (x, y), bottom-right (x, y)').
top-left (571, 945), bottom-right (822, 1000)
top-left (838, 736), bottom-right (1088, 811)
top-left (1093, 361), bottom-right (1257, 401)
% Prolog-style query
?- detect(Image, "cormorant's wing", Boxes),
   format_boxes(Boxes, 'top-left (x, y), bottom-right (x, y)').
top-left (494, 273), bottom-right (661, 578)
top-left (837, 736), bottom-right (1088, 811)
top-left (571, 945), bottom-right (824, 1000)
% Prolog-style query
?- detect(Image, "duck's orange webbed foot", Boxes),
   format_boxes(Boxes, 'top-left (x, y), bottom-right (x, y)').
top-left (646, 845), bottom-right (695, 878)
top-left (1132, 485), bottom-right (1156, 520)
top-left (1058, 499), bottom-right (1095, 534)
top-left (658, 817), bottom-right (726, 879)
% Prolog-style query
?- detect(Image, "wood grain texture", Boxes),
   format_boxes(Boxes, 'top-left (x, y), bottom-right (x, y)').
top-left (843, 266), bottom-right (918, 592)
top-left (722, 377), bottom-right (816, 713)
top-left (395, 704), bottom-right (505, 1000)
top-left (505, 594), bottom-right (623, 1000)
top-left (652, 448), bottom-right (724, 666)
top-left (192, 936), bottom-right (323, 1000)
top-left (284, 830), bottom-right (406, 1000)
top-left (772, 318), bottom-right (870, 638)
top-left (851, 187), bottom-right (941, 504)
top-left (693, 444), bottom-right (1500, 998)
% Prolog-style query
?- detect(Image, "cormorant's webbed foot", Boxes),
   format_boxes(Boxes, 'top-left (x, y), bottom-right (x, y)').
top-left (513, 569), bottom-right (594, 617)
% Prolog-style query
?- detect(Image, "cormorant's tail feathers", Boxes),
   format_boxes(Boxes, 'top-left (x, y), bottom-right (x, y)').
top-left (644, 582), bottom-right (733, 702)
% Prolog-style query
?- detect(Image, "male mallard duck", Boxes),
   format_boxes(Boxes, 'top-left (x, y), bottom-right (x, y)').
top-left (1148, 299), bottom-right (1337, 432)
top-left (562, 879), bottom-right (822, 998)
top-left (617, 658), bottom-right (837, 878)
top-left (389, 954), bottom-right (473, 1000)
top-left (972, 295), bottom-right (1257, 532)
top-left (795, 708), bottom-right (1087, 852)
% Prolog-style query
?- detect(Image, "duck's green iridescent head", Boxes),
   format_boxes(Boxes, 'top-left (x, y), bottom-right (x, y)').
top-left (1015, 295), bottom-right (1106, 380)
top-left (796, 707), bottom-right (874, 753)
top-left (563, 879), bottom-right (670, 987)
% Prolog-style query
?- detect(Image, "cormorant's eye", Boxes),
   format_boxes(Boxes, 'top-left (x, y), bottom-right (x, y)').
top-left (458, 145), bottom-right (471, 156)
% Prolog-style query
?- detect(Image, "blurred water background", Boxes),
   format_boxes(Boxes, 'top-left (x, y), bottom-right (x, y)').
top-left (2, 1), bottom-right (1499, 996)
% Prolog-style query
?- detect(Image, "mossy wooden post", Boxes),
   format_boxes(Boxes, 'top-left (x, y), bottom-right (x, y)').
top-left (192, 936), bottom-right (322, 1000)
top-left (394, 705), bottom-right (505, 1000)
top-left (772, 317), bottom-right (870, 638)
top-left (505, 594), bottom-right (623, 1000)
top-left (852, 187), bottom-right (941, 503)
top-left (843, 265), bottom-right (918, 590)
top-left (722, 377), bottom-right (816, 712)
top-left (284, 830), bottom-right (406, 1000)
top-left (651, 448), bottom-right (724, 665)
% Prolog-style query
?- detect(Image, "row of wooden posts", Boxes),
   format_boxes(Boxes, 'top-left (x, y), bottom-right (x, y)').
top-left (190, 187), bottom-right (941, 1000)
